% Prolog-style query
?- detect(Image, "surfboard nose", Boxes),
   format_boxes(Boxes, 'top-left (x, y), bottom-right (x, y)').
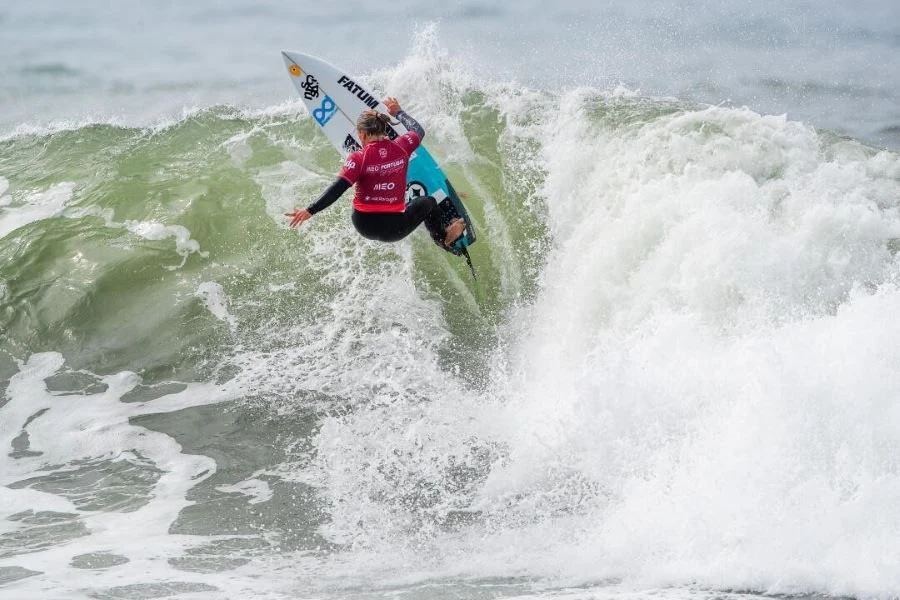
top-left (282, 52), bottom-right (302, 77)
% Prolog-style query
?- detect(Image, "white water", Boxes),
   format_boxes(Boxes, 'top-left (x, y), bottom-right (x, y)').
top-left (287, 85), bottom-right (900, 597)
top-left (0, 353), bottom-right (244, 597)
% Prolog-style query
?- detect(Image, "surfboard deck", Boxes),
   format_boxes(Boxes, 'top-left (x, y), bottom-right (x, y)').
top-left (281, 51), bottom-right (476, 256)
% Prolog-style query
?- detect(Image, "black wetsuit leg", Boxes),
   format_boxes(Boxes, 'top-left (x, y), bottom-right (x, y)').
top-left (351, 196), bottom-right (445, 245)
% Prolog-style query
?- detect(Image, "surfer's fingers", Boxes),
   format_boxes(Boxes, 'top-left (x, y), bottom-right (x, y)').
top-left (291, 211), bottom-right (312, 228)
top-left (383, 96), bottom-right (400, 114)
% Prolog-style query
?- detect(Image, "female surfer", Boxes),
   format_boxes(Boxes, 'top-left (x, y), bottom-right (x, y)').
top-left (285, 97), bottom-right (465, 248)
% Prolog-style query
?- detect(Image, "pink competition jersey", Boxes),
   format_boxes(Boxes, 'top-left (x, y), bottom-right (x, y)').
top-left (338, 131), bottom-right (421, 213)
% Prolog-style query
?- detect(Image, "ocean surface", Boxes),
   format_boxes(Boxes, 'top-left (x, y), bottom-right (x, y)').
top-left (2, 1), bottom-right (900, 599)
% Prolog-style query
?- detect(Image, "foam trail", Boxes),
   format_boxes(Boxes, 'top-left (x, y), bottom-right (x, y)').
top-left (0, 183), bottom-right (74, 239)
top-left (0, 353), bottom-right (245, 596)
top-left (195, 281), bottom-right (238, 333)
top-left (126, 220), bottom-right (209, 268)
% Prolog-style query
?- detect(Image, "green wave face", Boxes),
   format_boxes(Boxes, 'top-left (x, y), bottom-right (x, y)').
top-left (0, 97), bottom-right (549, 386)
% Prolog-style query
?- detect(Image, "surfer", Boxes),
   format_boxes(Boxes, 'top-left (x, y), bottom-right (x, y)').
top-left (285, 97), bottom-right (466, 248)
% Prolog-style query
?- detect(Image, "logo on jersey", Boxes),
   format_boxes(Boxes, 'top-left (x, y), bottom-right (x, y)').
top-left (313, 96), bottom-right (337, 126)
top-left (337, 75), bottom-right (379, 109)
top-left (344, 159), bottom-right (357, 170)
top-left (378, 147), bottom-right (388, 159)
top-left (343, 135), bottom-right (361, 152)
top-left (406, 181), bottom-right (427, 204)
top-left (365, 159), bottom-right (404, 174)
top-left (301, 74), bottom-right (320, 100)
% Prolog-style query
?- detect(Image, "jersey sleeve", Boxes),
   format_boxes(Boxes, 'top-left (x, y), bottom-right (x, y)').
top-left (396, 131), bottom-right (421, 155)
top-left (338, 150), bottom-right (363, 184)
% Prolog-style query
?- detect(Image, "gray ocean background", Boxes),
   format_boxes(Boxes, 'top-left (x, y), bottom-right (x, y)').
top-left (3, 0), bottom-right (900, 148)
top-left (2, 1), bottom-right (900, 599)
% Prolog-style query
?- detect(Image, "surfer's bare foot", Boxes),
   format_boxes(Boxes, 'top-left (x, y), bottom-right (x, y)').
top-left (443, 218), bottom-right (466, 247)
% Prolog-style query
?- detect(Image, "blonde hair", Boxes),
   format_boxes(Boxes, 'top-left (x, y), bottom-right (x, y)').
top-left (356, 110), bottom-right (395, 137)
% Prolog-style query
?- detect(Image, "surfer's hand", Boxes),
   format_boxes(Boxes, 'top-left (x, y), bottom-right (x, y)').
top-left (285, 208), bottom-right (312, 228)
top-left (384, 97), bottom-right (401, 116)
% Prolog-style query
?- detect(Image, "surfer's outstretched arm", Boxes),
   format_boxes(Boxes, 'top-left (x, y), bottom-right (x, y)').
top-left (285, 178), bottom-right (351, 228)
top-left (307, 178), bottom-right (351, 215)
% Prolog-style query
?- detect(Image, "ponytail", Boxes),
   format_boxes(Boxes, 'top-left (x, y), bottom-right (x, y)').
top-left (356, 110), bottom-right (396, 137)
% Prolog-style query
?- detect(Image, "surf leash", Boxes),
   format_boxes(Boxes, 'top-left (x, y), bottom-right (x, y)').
top-left (461, 248), bottom-right (477, 281)
top-left (461, 247), bottom-right (487, 305)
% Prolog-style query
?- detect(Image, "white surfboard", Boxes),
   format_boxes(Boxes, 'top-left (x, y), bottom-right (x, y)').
top-left (281, 50), bottom-right (477, 256)
top-left (281, 58), bottom-right (361, 156)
